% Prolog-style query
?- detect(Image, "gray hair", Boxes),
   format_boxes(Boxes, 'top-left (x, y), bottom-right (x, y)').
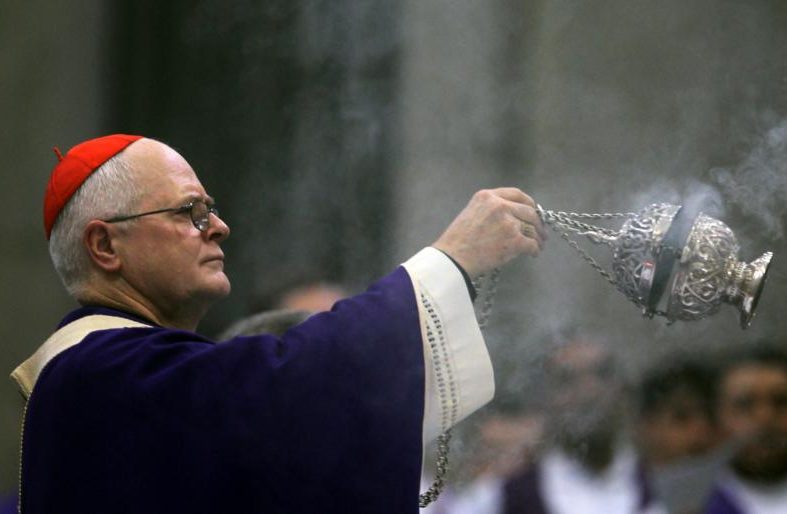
top-left (48, 152), bottom-right (142, 299)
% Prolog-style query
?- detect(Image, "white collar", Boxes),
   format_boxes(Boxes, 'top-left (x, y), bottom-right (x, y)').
top-left (720, 470), bottom-right (787, 514)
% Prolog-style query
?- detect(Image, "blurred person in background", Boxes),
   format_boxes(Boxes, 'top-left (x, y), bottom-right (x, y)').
top-left (275, 280), bottom-right (348, 313)
top-left (445, 409), bottom-right (544, 514)
top-left (217, 280), bottom-right (346, 338)
top-left (501, 334), bottom-right (666, 514)
top-left (637, 357), bottom-right (722, 514)
top-left (704, 344), bottom-right (787, 514)
top-left (10, 134), bottom-right (546, 514)
top-left (250, 269), bottom-right (350, 315)
top-left (218, 309), bottom-right (312, 339)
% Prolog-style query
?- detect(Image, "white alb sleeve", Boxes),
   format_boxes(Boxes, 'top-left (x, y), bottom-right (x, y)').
top-left (402, 247), bottom-right (495, 443)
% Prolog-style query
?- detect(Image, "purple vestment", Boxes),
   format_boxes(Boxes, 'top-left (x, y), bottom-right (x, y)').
top-left (703, 486), bottom-right (745, 514)
top-left (19, 267), bottom-right (425, 513)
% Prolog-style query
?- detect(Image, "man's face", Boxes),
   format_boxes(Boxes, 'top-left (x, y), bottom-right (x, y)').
top-left (113, 140), bottom-right (231, 321)
top-left (718, 364), bottom-right (787, 482)
top-left (545, 340), bottom-right (623, 442)
top-left (639, 389), bottom-right (718, 466)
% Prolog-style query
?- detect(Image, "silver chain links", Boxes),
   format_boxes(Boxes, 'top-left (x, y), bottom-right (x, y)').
top-left (541, 210), bottom-right (635, 247)
top-left (418, 431), bottom-right (452, 508)
top-left (546, 210), bottom-right (637, 220)
top-left (418, 267), bottom-right (501, 508)
top-left (474, 267), bottom-right (501, 331)
top-left (537, 207), bottom-right (635, 288)
top-left (549, 225), bottom-right (620, 288)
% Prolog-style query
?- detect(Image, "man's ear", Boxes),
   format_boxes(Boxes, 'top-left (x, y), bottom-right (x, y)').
top-left (83, 220), bottom-right (122, 272)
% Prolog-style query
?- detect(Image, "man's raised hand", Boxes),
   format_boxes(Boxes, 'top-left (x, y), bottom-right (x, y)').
top-left (432, 188), bottom-right (547, 278)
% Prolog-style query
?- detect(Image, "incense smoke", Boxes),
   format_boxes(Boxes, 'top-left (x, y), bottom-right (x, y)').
top-left (711, 118), bottom-right (787, 240)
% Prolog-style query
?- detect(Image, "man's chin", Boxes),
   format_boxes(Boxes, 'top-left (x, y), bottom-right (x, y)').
top-left (201, 274), bottom-right (232, 299)
top-left (215, 276), bottom-right (232, 297)
top-left (734, 444), bottom-right (787, 482)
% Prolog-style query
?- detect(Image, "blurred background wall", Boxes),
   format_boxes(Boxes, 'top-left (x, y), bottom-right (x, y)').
top-left (2, 0), bottom-right (786, 495)
top-left (1, 0), bottom-right (112, 494)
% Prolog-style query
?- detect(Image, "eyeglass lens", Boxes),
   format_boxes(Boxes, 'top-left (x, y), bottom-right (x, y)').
top-left (190, 201), bottom-right (218, 232)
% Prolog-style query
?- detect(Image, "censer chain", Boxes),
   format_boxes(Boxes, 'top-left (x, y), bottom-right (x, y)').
top-left (545, 210), bottom-right (637, 220)
top-left (540, 210), bottom-right (631, 245)
top-left (543, 220), bottom-right (621, 289)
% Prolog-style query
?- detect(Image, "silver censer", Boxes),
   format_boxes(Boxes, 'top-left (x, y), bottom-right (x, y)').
top-left (537, 204), bottom-right (773, 328)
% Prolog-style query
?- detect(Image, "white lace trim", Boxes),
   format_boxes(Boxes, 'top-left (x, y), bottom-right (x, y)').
top-left (402, 247), bottom-right (494, 443)
top-left (421, 290), bottom-right (459, 433)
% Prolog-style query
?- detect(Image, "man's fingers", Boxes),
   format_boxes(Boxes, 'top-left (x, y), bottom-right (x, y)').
top-left (520, 222), bottom-right (545, 251)
top-left (520, 221), bottom-right (538, 239)
top-left (509, 214), bottom-right (544, 253)
top-left (443, 187), bottom-right (547, 272)
top-left (509, 203), bottom-right (549, 241)
top-left (490, 187), bottom-right (536, 209)
top-left (487, 189), bottom-right (547, 241)
top-left (518, 230), bottom-right (543, 256)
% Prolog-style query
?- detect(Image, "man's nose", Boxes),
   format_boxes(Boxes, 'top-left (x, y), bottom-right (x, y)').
top-left (206, 211), bottom-right (230, 242)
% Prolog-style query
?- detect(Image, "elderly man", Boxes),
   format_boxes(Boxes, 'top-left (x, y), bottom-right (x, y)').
top-left (11, 134), bottom-right (545, 513)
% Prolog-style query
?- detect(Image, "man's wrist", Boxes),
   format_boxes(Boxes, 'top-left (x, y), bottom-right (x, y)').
top-left (435, 249), bottom-right (477, 302)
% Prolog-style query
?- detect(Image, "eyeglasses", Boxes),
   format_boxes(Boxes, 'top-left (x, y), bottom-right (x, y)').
top-left (102, 199), bottom-right (219, 232)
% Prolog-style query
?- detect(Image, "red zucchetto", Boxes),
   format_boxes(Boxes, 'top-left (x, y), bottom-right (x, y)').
top-left (43, 134), bottom-right (143, 239)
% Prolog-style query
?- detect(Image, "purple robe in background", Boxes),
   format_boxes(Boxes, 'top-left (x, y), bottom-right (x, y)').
top-left (19, 267), bottom-right (425, 514)
top-left (502, 464), bottom-right (548, 514)
top-left (703, 486), bottom-right (745, 514)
